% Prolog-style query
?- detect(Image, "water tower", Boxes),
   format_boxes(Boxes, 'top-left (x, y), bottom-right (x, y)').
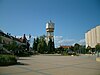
top-left (46, 20), bottom-right (54, 44)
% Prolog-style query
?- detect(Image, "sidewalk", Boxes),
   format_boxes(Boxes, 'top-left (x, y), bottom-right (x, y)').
top-left (0, 54), bottom-right (100, 75)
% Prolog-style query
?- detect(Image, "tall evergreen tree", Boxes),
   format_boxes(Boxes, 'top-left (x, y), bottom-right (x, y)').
top-left (37, 35), bottom-right (48, 54)
top-left (33, 38), bottom-right (37, 52)
top-left (48, 38), bottom-right (55, 54)
top-left (33, 35), bottom-right (55, 54)
top-left (23, 34), bottom-right (27, 43)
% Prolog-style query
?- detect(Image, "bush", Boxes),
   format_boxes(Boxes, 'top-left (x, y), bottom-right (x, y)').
top-left (0, 54), bottom-right (17, 66)
top-left (15, 52), bottom-right (31, 57)
top-left (28, 51), bottom-right (34, 55)
top-left (61, 51), bottom-right (79, 56)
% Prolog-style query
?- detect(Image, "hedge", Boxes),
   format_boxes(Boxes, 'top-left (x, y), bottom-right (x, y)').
top-left (0, 54), bottom-right (17, 66)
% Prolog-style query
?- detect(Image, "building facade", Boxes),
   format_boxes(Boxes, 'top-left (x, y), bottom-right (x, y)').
top-left (85, 25), bottom-right (100, 48)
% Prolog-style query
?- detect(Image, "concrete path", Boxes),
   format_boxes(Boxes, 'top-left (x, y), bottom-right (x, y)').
top-left (0, 54), bottom-right (100, 75)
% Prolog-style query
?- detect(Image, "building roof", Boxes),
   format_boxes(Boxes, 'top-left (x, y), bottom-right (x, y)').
top-left (0, 30), bottom-right (3, 33)
top-left (59, 46), bottom-right (71, 49)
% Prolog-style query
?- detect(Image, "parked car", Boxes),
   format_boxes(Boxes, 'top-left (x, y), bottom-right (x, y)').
top-left (67, 50), bottom-right (76, 55)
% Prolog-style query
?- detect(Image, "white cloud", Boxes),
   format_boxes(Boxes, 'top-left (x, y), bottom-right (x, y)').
top-left (78, 39), bottom-right (85, 45)
top-left (54, 36), bottom-right (63, 41)
top-left (54, 36), bottom-right (86, 47)
top-left (57, 39), bottom-right (75, 45)
top-left (54, 36), bottom-right (76, 47)
top-left (16, 35), bottom-right (22, 38)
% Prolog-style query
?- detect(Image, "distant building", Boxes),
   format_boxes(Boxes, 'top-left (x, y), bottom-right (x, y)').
top-left (85, 25), bottom-right (100, 48)
top-left (46, 20), bottom-right (55, 44)
top-left (0, 29), bottom-right (28, 46)
top-left (59, 46), bottom-right (71, 49)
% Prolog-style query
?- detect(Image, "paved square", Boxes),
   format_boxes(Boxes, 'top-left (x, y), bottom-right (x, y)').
top-left (0, 54), bottom-right (100, 75)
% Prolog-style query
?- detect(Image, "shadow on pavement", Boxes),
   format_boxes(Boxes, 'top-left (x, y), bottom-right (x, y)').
top-left (16, 62), bottom-right (29, 65)
top-left (18, 58), bottom-right (31, 60)
top-left (0, 62), bottom-right (29, 67)
top-left (42, 54), bottom-right (62, 56)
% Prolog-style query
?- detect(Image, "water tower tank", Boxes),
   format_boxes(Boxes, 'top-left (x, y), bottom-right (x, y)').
top-left (46, 20), bottom-right (54, 32)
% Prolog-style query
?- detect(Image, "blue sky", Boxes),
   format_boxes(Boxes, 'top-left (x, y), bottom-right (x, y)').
top-left (0, 0), bottom-right (100, 47)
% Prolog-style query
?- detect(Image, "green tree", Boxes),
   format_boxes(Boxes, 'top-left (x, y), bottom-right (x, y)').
top-left (43, 39), bottom-right (48, 53)
top-left (33, 38), bottom-right (36, 50)
top-left (0, 36), bottom-right (2, 43)
top-left (48, 38), bottom-right (55, 54)
top-left (33, 35), bottom-right (55, 54)
top-left (37, 35), bottom-right (48, 54)
top-left (37, 37), bottom-right (44, 53)
top-left (33, 35), bottom-right (48, 54)
top-left (74, 43), bottom-right (80, 53)
top-left (95, 44), bottom-right (100, 57)
top-left (37, 43), bottom-right (42, 53)
top-left (95, 44), bottom-right (100, 52)
top-left (33, 37), bottom-right (39, 52)
top-left (86, 46), bottom-right (92, 53)
top-left (3, 41), bottom-right (18, 51)
top-left (69, 46), bottom-right (74, 51)
top-left (79, 45), bottom-right (86, 54)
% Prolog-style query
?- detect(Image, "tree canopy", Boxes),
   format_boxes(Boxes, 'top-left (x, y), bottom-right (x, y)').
top-left (32, 35), bottom-right (55, 54)
top-left (95, 44), bottom-right (100, 52)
